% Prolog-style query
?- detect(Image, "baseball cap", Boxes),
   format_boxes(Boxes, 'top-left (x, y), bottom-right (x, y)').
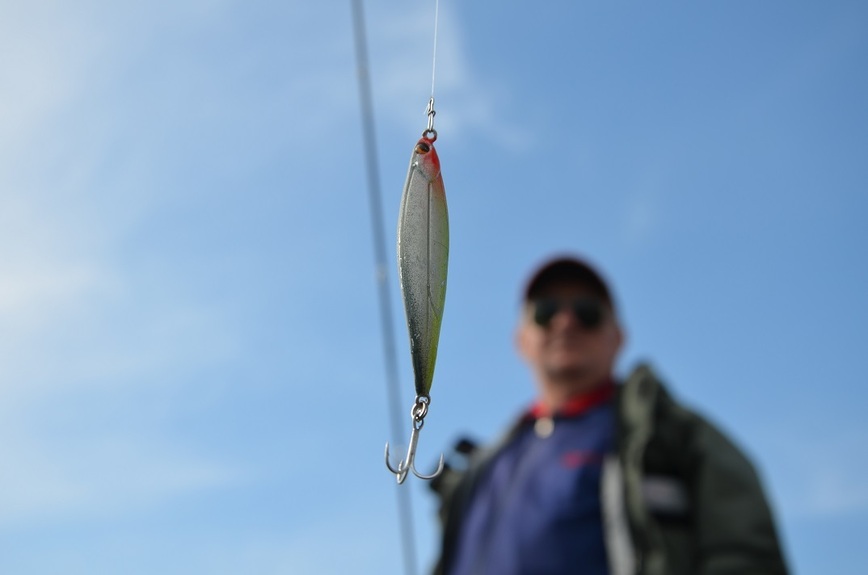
top-left (523, 255), bottom-right (615, 311)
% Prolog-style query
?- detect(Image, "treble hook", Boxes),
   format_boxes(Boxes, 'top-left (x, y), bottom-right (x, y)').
top-left (385, 396), bottom-right (445, 484)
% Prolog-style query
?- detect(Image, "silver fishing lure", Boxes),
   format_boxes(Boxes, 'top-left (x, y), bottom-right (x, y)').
top-left (385, 102), bottom-right (448, 484)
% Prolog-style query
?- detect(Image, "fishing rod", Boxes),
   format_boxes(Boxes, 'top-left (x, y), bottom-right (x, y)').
top-left (349, 0), bottom-right (419, 573)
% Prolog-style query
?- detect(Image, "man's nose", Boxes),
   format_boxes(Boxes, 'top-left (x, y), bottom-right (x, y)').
top-left (549, 306), bottom-right (579, 328)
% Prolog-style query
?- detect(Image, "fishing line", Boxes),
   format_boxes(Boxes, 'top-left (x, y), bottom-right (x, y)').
top-left (349, 1), bottom-right (418, 574)
top-left (425, 0), bottom-right (440, 137)
top-left (430, 0), bottom-right (440, 99)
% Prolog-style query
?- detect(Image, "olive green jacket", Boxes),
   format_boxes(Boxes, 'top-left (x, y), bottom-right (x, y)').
top-left (429, 364), bottom-right (789, 575)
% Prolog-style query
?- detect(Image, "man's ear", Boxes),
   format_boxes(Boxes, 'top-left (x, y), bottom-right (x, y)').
top-left (613, 321), bottom-right (625, 352)
top-left (515, 321), bottom-right (532, 362)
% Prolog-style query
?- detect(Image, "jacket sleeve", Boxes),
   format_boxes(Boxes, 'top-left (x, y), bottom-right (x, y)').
top-left (620, 364), bottom-right (789, 575)
top-left (684, 410), bottom-right (789, 575)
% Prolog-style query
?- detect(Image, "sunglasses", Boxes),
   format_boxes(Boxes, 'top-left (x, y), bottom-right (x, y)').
top-left (530, 297), bottom-right (606, 329)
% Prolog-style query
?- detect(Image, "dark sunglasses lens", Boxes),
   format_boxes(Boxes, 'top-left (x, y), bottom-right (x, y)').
top-left (533, 300), bottom-right (559, 326)
top-left (573, 301), bottom-right (603, 328)
top-left (532, 298), bottom-right (604, 328)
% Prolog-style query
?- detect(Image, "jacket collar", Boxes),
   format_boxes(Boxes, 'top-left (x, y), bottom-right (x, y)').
top-left (527, 379), bottom-right (615, 420)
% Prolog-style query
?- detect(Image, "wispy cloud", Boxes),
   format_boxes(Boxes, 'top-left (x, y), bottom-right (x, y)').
top-left (0, 0), bottom-right (250, 525)
top-left (365, 2), bottom-right (534, 152)
top-left (787, 434), bottom-right (868, 518)
top-left (0, 431), bottom-right (239, 526)
top-left (620, 186), bottom-right (665, 250)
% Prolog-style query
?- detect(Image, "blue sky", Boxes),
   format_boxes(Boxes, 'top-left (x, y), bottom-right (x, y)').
top-left (1, 1), bottom-right (866, 573)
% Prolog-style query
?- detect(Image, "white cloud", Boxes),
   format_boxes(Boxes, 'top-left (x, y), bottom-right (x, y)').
top-left (803, 466), bottom-right (868, 517)
top-left (366, 2), bottom-right (534, 152)
top-left (0, 431), bottom-right (239, 526)
top-left (0, 4), bottom-right (95, 154)
top-left (190, 506), bottom-right (398, 575)
top-left (0, 1), bottom-right (248, 527)
top-left (769, 429), bottom-right (868, 520)
top-left (0, 0), bottom-right (244, 395)
top-left (794, 436), bottom-right (868, 518)
top-left (0, 259), bottom-right (112, 325)
top-left (621, 189), bottom-right (663, 248)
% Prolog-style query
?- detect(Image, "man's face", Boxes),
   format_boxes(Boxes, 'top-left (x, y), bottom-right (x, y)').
top-left (516, 280), bottom-right (623, 388)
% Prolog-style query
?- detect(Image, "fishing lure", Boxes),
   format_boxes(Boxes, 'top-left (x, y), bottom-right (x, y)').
top-left (385, 101), bottom-right (448, 484)
top-left (397, 134), bottom-right (448, 396)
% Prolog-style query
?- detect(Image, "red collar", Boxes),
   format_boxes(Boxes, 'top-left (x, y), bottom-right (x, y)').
top-left (528, 380), bottom-right (615, 420)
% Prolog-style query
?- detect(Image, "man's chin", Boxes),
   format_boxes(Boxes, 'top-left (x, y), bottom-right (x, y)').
top-left (546, 364), bottom-right (592, 383)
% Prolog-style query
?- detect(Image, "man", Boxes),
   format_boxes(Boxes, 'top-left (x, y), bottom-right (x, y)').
top-left (430, 255), bottom-right (789, 575)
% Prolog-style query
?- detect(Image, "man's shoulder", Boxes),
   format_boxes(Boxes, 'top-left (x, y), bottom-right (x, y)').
top-left (617, 362), bottom-right (706, 425)
top-left (618, 363), bottom-right (679, 423)
top-left (616, 362), bottom-right (758, 471)
top-left (616, 362), bottom-right (728, 467)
